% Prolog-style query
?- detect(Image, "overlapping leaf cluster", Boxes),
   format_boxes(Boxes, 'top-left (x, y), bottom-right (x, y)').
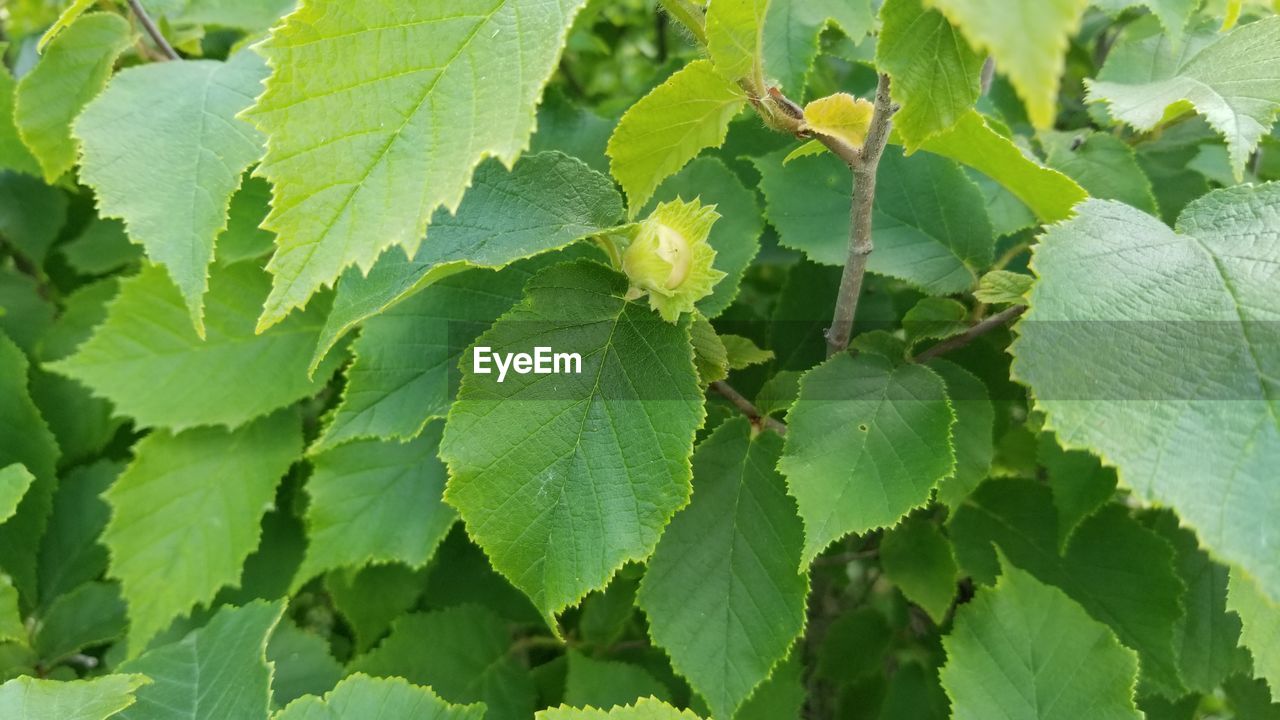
top-left (0, 0), bottom-right (1278, 718)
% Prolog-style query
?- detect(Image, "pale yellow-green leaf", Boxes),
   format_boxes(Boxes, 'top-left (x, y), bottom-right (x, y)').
top-left (782, 139), bottom-right (826, 164)
top-left (608, 59), bottom-right (746, 213)
top-left (0, 464), bottom-right (34, 526)
top-left (1228, 569), bottom-right (1280, 702)
top-left (803, 93), bottom-right (874, 149)
top-left (17, 12), bottom-right (133, 183)
top-left (74, 51), bottom-right (269, 333)
top-left (35, 0), bottom-right (97, 52)
top-left (1086, 17), bottom-right (1280, 182)
top-left (924, 0), bottom-right (1091, 127)
top-left (915, 110), bottom-right (1087, 222)
top-left (0, 674), bottom-right (149, 720)
top-left (105, 412), bottom-right (302, 653)
top-left (538, 698), bottom-right (704, 719)
top-left (246, 0), bottom-right (588, 330)
top-left (706, 0), bottom-right (769, 90)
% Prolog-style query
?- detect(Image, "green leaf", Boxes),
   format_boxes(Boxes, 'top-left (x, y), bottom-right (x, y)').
top-left (530, 92), bottom-right (614, 175)
top-left (267, 619), bottom-right (343, 710)
top-left (816, 607), bottom-right (891, 682)
top-left (0, 60), bottom-right (41, 176)
top-left (325, 563), bottom-right (427, 653)
top-left (0, 267), bottom-right (55, 356)
top-left (36, 0), bottom-right (96, 50)
top-left (762, 0), bottom-right (875, 97)
top-left (37, 461), bottom-right (117, 604)
top-left (273, 673), bottom-right (486, 720)
top-left (1230, 569), bottom-right (1280, 703)
top-left (706, 0), bottom-right (769, 88)
top-left (607, 60), bottom-right (746, 212)
top-left (0, 576), bottom-right (22, 644)
top-left (949, 480), bottom-right (1186, 695)
top-left (16, 13), bottom-right (132, 183)
top-left (879, 516), bottom-right (958, 623)
top-left (49, 263), bottom-right (343, 431)
top-left (1223, 675), bottom-right (1280, 719)
top-left (175, 0), bottom-right (296, 31)
top-left (60, 218), bottom-right (141, 277)
top-left (578, 573), bottom-right (640, 647)
top-left (721, 335), bottom-right (773, 369)
top-left (930, 359), bottom-right (995, 509)
top-left (350, 605), bottom-right (535, 720)
top-left (1011, 184), bottom-right (1280, 606)
top-left (1143, 511), bottom-right (1249, 694)
top-left (638, 418), bottom-right (806, 720)
top-left (646, 157), bottom-right (762, 318)
top-left (1087, 17), bottom-right (1280, 181)
top-left (223, 507), bottom-right (306, 607)
top-left (904, 297), bottom-right (969, 348)
top-left (877, 0), bottom-right (984, 150)
top-left (1092, 0), bottom-right (1198, 48)
top-left (880, 661), bottom-right (949, 720)
top-left (537, 698), bottom-right (704, 719)
top-left (974, 270), bottom-right (1033, 306)
top-left (217, 176), bottom-right (277, 266)
top-left (733, 652), bottom-right (805, 720)
top-left (246, 0), bottom-right (588, 329)
top-left (0, 465), bottom-right (34, 525)
top-left (104, 412), bottom-right (301, 653)
top-left (690, 312), bottom-right (729, 385)
top-left (1037, 432), bottom-right (1117, 550)
top-left (313, 257), bottom-right (560, 452)
top-left (423, 528), bottom-right (542, 627)
top-left (440, 260), bottom-right (704, 619)
top-left (33, 581), bottom-right (127, 666)
top-left (914, 111), bottom-right (1087, 223)
top-left (1041, 131), bottom-right (1159, 214)
top-left (0, 170), bottom-right (68, 267)
top-left (0, 674), bottom-right (149, 720)
top-left (941, 560), bottom-right (1143, 720)
top-left (970, 170), bottom-right (1038, 237)
top-left (118, 600), bottom-right (285, 719)
top-left (313, 153), bottom-right (624, 370)
top-left (296, 424), bottom-right (455, 587)
top-left (75, 51), bottom-right (269, 332)
top-left (924, 0), bottom-right (1091, 127)
top-left (753, 147), bottom-right (994, 295)
top-left (565, 650), bottom-right (673, 710)
top-left (780, 353), bottom-right (955, 562)
top-left (0, 333), bottom-right (59, 604)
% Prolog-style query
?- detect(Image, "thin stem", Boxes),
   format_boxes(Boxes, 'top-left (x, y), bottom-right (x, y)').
top-left (980, 57), bottom-right (996, 96)
top-left (125, 0), bottom-right (179, 61)
top-left (509, 635), bottom-right (567, 654)
top-left (658, 0), bottom-right (707, 45)
top-left (992, 241), bottom-right (1031, 271)
top-left (912, 305), bottom-right (1027, 364)
top-left (710, 381), bottom-right (787, 436)
top-left (826, 73), bottom-right (896, 357)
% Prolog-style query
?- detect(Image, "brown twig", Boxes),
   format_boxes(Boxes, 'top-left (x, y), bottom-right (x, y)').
top-left (826, 73), bottom-right (897, 357)
top-left (913, 305), bottom-right (1028, 364)
top-left (125, 0), bottom-right (179, 61)
top-left (710, 381), bottom-right (787, 436)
